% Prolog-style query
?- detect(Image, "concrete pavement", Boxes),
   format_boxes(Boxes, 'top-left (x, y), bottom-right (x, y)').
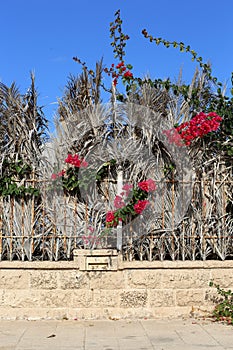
top-left (0, 318), bottom-right (232, 350)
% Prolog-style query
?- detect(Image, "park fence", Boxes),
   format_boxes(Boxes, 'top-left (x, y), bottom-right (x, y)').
top-left (0, 165), bottom-right (232, 262)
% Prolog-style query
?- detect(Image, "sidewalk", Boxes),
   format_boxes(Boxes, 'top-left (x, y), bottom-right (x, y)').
top-left (0, 318), bottom-right (232, 350)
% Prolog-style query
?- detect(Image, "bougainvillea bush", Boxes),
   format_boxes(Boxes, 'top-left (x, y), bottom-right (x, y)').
top-left (0, 9), bottom-right (232, 261)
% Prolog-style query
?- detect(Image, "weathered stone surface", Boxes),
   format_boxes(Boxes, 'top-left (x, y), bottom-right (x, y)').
top-left (210, 270), bottom-right (233, 289)
top-left (89, 271), bottom-right (124, 290)
top-left (2, 290), bottom-right (41, 308)
top-left (176, 289), bottom-right (205, 306)
top-left (0, 290), bottom-right (5, 306)
top-left (127, 271), bottom-right (162, 288)
top-left (0, 270), bottom-right (29, 289)
top-left (204, 288), bottom-right (221, 305)
top-left (120, 290), bottom-right (147, 307)
top-left (58, 271), bottom-right (89, 289)
top-left (74, 249), bottom-right (119, 271)
top-left (71, 290), bottom-right (93, 307)
top-left (149, 289), bottom-right (175, 307)
top-left (0, 260), bottom-right (232, 320)
top-left (159, 270), bottom-right (211, 289)
top-left (92, 290), bottom-right (119, 307)
top-left (29, 271), bottom-right (58, 289)
top-left (39, 290), bottom-right (74, 308)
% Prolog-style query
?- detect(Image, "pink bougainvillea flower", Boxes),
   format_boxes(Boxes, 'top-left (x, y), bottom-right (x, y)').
top-left (72, 154), bottom-right (81, 167)
top-left (65, 153), bottom-right (73, 164)
top-left (57, 169), bottom-right (66, 177)
top-left (133, 200), bottom-right (150, 214)
top-left (80, 160), bottom-right (88, 168)
top-left (114, 195), bottom-right (125, 209)
top-left (122, 183), bottom-right (133, 196)
top-left (138, 179), bottom-right (156, 192)
top-left (163, 112), bottom-right (222, 147)
top-left (51, 173), bottom-right (57, 180)
top-left (106, 211), bottom-right (121, 227)
top-left (122, 183), bottom-right (133, 190)
top-left (106, 211), bottom-right (116, 223)
top-left (65, 153), bottom-right (88, 168)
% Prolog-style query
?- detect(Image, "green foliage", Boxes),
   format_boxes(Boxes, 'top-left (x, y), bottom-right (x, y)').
top-left (0, 159), bottom-right (39, 198)
top-left (50, 159), bottom-right (117, 200)
top-left (110, 9), bottom-right (130, 60)
top-left (209, 281), bottom-right (233, 325)
top-left (141, 29), bottom-right (219, 84)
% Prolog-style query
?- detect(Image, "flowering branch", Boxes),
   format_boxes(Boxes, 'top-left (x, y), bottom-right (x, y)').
top-left (163, 112), bottom-right (222, 147)
top-left (106, 179), bottom-right (156, 227)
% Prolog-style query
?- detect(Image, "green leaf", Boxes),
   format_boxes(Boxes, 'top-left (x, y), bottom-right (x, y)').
top-left (126, 64), bottom-right (133, 70)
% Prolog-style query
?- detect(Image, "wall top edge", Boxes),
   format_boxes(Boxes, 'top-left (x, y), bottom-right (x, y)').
top-left (0, 259), bottom-right (232, 270)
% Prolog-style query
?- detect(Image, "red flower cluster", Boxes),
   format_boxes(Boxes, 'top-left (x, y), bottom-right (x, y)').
top-left (51, 153), bottom-right (88, 180)
top-left (106, 178), bottom-right (156, 227)
top-left (138, 178), bottom-right (156, 192)
top-left (104, 61), bottom-right (133, 86)
top-left (123, 70), bottom-right (133, 78)
top-left (106, 211), bottom-right (122, 227)
top-left (164, 112), bottom-right (222, 146)
top-left (65, 153), bottom-right (88, 168)
top-left (106, 211), bottom-right (115, 223)
top-left (116, 61), bottom-right (125, 70)
top-left (134, 200), bottom-right (150, 214)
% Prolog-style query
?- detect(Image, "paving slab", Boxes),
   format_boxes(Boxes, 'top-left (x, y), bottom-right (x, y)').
top-left (0, 318), bottom-right (231, 350)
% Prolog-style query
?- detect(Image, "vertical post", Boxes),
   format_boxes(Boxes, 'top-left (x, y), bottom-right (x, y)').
top-left (30, 169), bottom-right (35, 261)
top-left (116, 166), bottom-right (123, 251)
top-left (0, 198), bottom-right (3, 260)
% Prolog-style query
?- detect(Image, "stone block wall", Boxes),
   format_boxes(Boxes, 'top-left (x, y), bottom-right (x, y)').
top-left (0, 258), bottom-right (232, 320)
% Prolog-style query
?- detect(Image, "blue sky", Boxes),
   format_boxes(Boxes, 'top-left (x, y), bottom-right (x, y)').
top-left (1, 0), bottom-right (232, 131)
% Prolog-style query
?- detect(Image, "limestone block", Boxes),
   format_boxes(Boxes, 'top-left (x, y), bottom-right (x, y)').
top-left (39, 290), bottom-right (76, 308)
top-left (210, 270), bottom-right (233, 289)
top-left (159, 270), bottom-right (211, 289)
top-left (120, 290), bottom-right (147, 307)
top-left (29, 271), bottom-right (58, 289)
top-left (149, 289), bottom-right (175, 307)
top-left (127, 270), bottom-right (162, 288)
top-left (0, 290), bottom-right (5, 306)
top-left (2, 290), bottom-right (41, 308)
top-left (92, 290), bottom-right (119, 307)
top-left (89, 271), bottom-right (124, 290)
top-left (176, 289), bottom-right (205, 306)
top-left (149, 306), bottom-right (193, 319)
top-left (0, 307), bottom-right (71, 320)
top-left (37, 289), bottom-right (93, 308)
top-left (58, 270), bottom-right (89, 289)
top-left (66, 307), bottom-right (113, 320)
top-left (97, 306), bottom-right (153, 319)
top-left (73, 249), bottom-right (118, 271)
top-left (71, 290), bottom-right (93, 307)
top-left (0, 270), bottom-right (29, 289)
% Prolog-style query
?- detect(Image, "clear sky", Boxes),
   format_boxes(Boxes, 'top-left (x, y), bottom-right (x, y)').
top-left (1, 0), bottom-right (232, 131)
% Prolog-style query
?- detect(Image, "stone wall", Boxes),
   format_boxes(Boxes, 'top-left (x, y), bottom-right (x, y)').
top-left (0, 256), bottom-right (232, 320)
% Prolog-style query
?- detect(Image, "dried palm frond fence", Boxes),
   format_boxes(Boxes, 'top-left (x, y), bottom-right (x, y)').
top-left (0, 161), bottom-right (232, 262)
